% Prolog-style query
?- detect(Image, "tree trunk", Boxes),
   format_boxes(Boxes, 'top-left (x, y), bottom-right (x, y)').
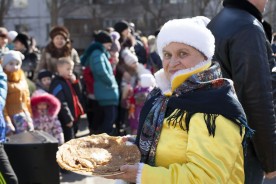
top-left (0, 0), bottom-right (9, 26)
top-left (51, 0), bottom-right (58, 27)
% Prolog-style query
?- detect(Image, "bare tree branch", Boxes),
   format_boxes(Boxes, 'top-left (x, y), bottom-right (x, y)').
top-left (139, 0), bottom-right (168, 29)
top-left (46, 0), bottom-right (88, 27)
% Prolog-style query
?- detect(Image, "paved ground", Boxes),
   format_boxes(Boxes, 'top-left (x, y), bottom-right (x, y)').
top-left (60, 172), bottom-right (115, 184)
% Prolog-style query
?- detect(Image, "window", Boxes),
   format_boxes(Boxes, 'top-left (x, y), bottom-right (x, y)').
top-left (13, 0), bottom-right (28, 8)
top-left (103, 18), bottom-right (121, 28)
top-left (170, 0), bottom-right (187, 4)
top-left (170, 0), bottom-right (177, 4)
top-left (15, 24), bottom-right (29, 33)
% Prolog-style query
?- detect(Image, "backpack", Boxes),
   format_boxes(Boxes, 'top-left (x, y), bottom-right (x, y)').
top-left (82, 66), bottom-right (94, 95)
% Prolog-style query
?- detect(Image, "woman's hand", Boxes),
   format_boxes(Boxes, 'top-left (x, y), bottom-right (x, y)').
top-left (104, 164), bottom-right (139, 183)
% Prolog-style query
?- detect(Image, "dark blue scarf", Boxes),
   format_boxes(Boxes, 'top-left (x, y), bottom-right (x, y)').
top-left (136, 62), bottom-right (254, 166)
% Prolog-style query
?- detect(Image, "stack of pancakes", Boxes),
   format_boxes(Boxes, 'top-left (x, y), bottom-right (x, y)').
top-left (56, 134), bottom-right (141, 176)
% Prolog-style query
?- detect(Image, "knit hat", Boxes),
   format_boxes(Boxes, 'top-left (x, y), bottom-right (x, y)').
top-left (7, 31), bottom-right (18, 41)
top-left (121, 49), bottom-right (138, 66)
top-left (13, 33), bottom-right (30, 50)
top-left (110, 31), bottom-right (121, 52)
top-left (49, 26), bottom-right (70, 40)
top-left (0, 27), bottom-right (8, 38)
top-left (114, 21), bottom-right (129, 34)
top-left (156, 18), bottom-right (215, 60)
top-left (2, 50), bottom-right (24, 67)
top-left (192, 16), bottom-right (211, 27)
top-left (94, 31), bottom-right (112, 44)
top-left (38, 70), bottom-right (53, 80)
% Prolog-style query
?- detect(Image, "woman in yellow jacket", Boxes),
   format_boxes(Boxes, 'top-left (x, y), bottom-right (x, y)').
top-left (107, 17), bottom-right (253, 184)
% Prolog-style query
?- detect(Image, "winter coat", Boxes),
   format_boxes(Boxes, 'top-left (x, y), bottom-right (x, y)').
top-left (0, 66), bottom-right (7, 143)
top-left (21, 51), bottom-right (39, 80)
top-left (31, 92), bottom-right (64, 144)
top-left (135, 66), bottom-right (246, 184)
top-left (208, 6), bottom-right (276, 172)
top-left (34, 48), bottom-right (81, 79)
top-left (49, 75), bottom-right (83, 126)
top-left (85, 42), bottom-right (119, 106)
top-left (128, 86), bottom-right (151, 130)
top-left (4, 69), bottom-right (32, 125)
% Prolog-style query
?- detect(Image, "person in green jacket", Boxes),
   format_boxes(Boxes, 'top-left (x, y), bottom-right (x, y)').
top-left (81, 31), bottom-right (119, 135)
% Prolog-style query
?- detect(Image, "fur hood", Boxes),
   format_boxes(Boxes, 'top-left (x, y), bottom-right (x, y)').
top-left (31, 91), bottom-right (60, 118)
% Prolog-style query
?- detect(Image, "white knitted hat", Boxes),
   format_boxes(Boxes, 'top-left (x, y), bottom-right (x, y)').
top-left (7, 31), bottom-right (18, 41)
top-left (192, 16), bottom-right (211, 27)
top-left (157, 18), bottom-right (215, 60)
top-left (2, 50), bottom-right (24, 67)
top-left (140, 74), bottom-right (156, 88)
top-left (121, 49), bottom-right (138, 66)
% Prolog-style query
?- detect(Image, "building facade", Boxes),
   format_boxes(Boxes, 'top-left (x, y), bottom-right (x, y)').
top-left (3, 0), bottom-right (276, 50)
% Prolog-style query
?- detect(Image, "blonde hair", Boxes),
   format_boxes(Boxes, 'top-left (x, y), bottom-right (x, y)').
top-left (56, 57), bottom-right (74, 67)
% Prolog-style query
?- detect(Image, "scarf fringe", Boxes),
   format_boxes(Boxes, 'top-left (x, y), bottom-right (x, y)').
top-left (167, 109), bottom-right (186, 130)
top-left (166, 109), bottom-right (254, 152)
top-left (167, 110), bottom-right (219, 136)
top-left (224, 116), bottom-right (255, 154)
top-left (204, 114), bottom-right (219, 137)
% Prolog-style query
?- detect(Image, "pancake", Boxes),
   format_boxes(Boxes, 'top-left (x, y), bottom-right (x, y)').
top-left (56, 133), bottom-right (141, 176)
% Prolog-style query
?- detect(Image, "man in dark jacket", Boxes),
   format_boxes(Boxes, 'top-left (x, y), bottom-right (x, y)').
top-left (207, 0), bottom-right (276, 183)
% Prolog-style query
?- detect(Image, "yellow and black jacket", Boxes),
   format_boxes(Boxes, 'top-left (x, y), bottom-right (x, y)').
top-left (135, 61), bottom-right (252, 184)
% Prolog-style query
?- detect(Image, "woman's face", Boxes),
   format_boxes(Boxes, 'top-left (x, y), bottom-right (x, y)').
top-left (162, 42), bottom-right (206, 80)
top-left (53, 35), bottom-right (66, 49)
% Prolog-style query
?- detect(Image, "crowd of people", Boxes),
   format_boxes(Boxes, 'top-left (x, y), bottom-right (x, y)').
top-left (0, 0), bottom-right (276, 183)
top-left (0, 16), bottom-right (159, 183)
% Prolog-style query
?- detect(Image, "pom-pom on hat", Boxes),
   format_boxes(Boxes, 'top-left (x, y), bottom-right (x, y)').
top-left (49, 26), bottom-right (70, 40)
top-left (110, 31), bottom-right (121, 52)
top-left (38, 70), bottom-right (53, 80)
top-left (192, 16), bottom-right (211, 27)
top-left (156, 18), bottom-right (215, 60)
top-left (2, 50), bottom-right (24, 67)
top-left (94, 30), bottom-right (112, 44)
